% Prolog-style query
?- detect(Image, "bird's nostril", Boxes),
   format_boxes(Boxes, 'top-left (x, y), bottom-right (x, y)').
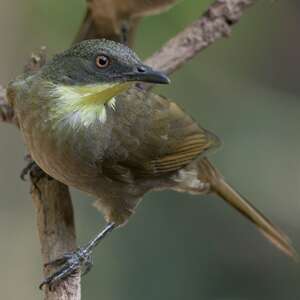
top-left (137, 66), bottom-right (147, 73)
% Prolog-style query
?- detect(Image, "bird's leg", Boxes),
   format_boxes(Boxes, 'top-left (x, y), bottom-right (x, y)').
top-left (40, 222), bottom-right (116, 290)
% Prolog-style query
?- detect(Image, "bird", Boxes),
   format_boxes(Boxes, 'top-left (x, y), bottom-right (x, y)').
top-left (7, 39), bottom-right (297, 289)
top-left (75, 0), bottom-right (180, 44)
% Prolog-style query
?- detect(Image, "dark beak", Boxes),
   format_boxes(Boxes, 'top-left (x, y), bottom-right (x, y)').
top-left (125, 65), bottom-right (170, 84)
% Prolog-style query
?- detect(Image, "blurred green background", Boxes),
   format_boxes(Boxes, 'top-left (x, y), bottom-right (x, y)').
top-left (1, 0), bottom-right (300, 299)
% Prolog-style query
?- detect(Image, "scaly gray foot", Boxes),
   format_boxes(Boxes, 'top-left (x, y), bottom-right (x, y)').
top-left (40, 248), bottom-right (92, 290)
top-left (40, 223), bottom-right (115, 290)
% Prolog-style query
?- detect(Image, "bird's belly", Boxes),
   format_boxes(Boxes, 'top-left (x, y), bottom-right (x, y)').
top-left (25, 124), bottom-right (144, 223)
top-left (22, 120), bottom-right (101, 193)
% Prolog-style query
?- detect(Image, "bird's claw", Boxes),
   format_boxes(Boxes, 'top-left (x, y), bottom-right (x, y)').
top-left (20, 155), bottom-right (52, 198)
top-left (20, 155), bottom-right (36, 181)
top-left (20, 155), bottom-right (48, 184)
top-left (40, 249), bottom-right (93, 290)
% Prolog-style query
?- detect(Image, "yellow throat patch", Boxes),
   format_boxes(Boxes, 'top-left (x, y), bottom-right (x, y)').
top-left (50, 82), bottom-right (131, 127)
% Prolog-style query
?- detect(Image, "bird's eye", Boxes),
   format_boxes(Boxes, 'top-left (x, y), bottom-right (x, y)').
top-left (96, 55), bottom-right (110, 69)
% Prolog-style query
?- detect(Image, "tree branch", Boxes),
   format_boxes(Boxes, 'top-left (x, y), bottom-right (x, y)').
top-left (0, 0), bottom-right (257, 299)
top-left (145, 0), bottom-right (255, 74)
top-left (32, 176), bottom-right (80, 300)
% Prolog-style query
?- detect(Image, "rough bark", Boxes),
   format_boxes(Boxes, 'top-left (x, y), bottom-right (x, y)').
top-left (0, 0), bottom-right (257, 299)
top-left (32, 177), bottom-right (80, 300)
top-left (145, 0), bottom-right (255, 74)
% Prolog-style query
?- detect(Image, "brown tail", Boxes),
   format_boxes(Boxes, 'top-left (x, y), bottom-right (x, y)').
top-left (198, 158), bottom-right (298, 259)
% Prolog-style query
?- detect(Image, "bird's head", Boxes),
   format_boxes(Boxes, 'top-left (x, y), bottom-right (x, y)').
top-left (41, 39), bottom-right (170, 104)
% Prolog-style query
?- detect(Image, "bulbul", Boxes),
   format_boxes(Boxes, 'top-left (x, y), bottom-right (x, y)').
top-left (75, 0), bottom-right (179, 44)
top-left (7, 39), bottom-right (296, 288)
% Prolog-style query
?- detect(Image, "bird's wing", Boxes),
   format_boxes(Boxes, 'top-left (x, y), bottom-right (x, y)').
top-left (102, 89), bottom-right (221, 180)
top-left (140, 94), bottom-right (220, 175)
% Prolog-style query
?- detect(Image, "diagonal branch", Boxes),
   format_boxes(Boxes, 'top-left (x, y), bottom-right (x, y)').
top-left (145, 0), bottom-right (256, 74)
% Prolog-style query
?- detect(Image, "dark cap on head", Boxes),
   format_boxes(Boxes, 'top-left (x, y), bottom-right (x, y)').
top-left (42, 39), bottom-right (170, 86)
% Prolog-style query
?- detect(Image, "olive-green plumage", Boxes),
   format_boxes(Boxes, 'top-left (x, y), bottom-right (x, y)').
top-left (7, 39), bottom-right (297, 286)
